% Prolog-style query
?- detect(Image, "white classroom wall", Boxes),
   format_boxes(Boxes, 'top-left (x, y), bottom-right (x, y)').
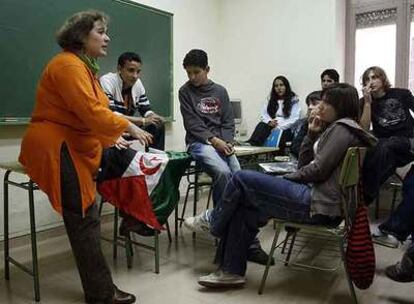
top-left (0, 0), bottom-right (347, 238)
top-left (213, 0), bottom-right (346, 131)
top-left (135, 0), bottom-right (346, 138)
top-left (130, 0), bottom-right (222, 151)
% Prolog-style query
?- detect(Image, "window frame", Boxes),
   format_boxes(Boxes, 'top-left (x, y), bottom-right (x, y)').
top-left (345, 0), bottom-right (411, 88)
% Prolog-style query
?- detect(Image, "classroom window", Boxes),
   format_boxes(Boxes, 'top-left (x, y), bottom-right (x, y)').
top-left (354, 8), bottom-right (396, 89)
top-left (408, 5), bottom-right (414, 92)
top-left (346, 1), bottom-right (413, 90)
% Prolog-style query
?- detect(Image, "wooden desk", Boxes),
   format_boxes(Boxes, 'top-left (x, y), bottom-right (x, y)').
top-left (234, 146), bottom-right (278, 157)
top-left (234, 146), bottom-right (279, 169)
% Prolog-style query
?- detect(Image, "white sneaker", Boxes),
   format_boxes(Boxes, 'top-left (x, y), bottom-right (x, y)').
top-left (198, 269), bottom-right (246, 288)
top-left (372, 228), bottom-right (399, 248)
top-left (184, 212), bottom-right (210, 233)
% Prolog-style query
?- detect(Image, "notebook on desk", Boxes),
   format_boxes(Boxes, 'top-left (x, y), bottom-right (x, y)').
top-left (259, 161), bottom-right (297, 174)
top-left (264, 128), bottom-right (283, 148)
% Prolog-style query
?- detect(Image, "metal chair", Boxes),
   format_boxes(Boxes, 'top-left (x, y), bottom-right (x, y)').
top-left (174, 162), bottom-right (213, 237)
top-left (99, 198), bottom-right (172, 274)
top-left (258, 147), bottom-right (366, 304)
top-left (374, 173), bottom-right (403, 219)
top-left (1, 161), bottom-right (40, 302)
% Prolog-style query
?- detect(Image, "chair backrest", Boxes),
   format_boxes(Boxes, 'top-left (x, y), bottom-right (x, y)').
top-left (338, 147), bottom-right (367, 226)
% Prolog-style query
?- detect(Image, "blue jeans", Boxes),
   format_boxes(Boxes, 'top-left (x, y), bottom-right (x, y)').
top-left (188, 142), bottom-right (240, 206)
top-left (379, 165), bottom-right (414, 241)
top-left (210, 170), bottom-right (312, 276)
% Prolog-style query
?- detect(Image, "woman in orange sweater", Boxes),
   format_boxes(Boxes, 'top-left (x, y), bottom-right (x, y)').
top-left (19, 11), bottom-right (150, 304)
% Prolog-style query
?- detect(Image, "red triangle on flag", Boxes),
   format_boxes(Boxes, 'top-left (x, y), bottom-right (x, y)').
top-left (98, 175), bottom-right (162, 230)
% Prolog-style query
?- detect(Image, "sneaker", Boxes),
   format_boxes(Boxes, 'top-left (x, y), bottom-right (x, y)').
top-left (247, 247), bottom-right (275, 266)
top-left (184, 212), bottom-right (210, 234)
top-left (385, 256), bottom-right (414, 283)
top-left (198, 269), bottom-right (246, 288)
top-left (372, 228), bottom-right (399, 248)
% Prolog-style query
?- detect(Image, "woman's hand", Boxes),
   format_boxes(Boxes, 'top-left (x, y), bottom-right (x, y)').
top-left (127, 122), bottom-right (153, 146)
top-left (114, 136), bottom-right (131, 150)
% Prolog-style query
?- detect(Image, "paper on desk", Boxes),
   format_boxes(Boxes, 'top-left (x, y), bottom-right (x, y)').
top-left (259, 162), bottom-right (297, 174)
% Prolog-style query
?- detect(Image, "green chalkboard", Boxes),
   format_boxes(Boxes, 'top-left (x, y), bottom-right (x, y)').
top-left (0, 0), bottom-right (173, 124)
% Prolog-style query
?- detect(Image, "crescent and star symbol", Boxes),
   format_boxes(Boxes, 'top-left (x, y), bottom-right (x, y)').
top-left (139, 155), bottom-right (162, 175)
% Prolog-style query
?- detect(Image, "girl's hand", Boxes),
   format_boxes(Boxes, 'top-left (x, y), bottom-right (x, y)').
top-left (308, 114), bottom-right (324, 134)
top-left (268, 120), bottom-right (278, 128)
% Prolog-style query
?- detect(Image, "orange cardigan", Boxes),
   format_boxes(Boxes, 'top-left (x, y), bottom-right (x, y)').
top-left (19, 51), bottom-right (129, 215)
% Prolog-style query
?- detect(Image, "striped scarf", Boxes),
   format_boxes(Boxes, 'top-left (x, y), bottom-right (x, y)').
top-left (345, 150), bottom-right (376, 290)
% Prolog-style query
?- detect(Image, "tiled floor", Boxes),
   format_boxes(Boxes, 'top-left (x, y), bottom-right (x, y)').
top-left (0, 202), bottom-right (413, 304)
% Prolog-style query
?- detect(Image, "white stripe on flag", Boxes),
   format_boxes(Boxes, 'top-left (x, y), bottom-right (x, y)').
top-left (122, 150), bottom-right (169, 195)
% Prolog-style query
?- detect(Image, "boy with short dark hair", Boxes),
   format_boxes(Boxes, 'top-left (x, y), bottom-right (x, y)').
top-left (179, 49), bottom-right (272, 265)
top-left (179, 49), bottom-right (240, 206)
top-left (100, 51), bottom-right (165, 150)
top-left (320, 68), bottom-right (340, 89)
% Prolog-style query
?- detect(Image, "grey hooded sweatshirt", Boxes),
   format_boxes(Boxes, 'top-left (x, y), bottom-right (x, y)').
top-left (284, 118), bottom-right (377, 217)
top-left (179, 80), bottom-right (235, 145)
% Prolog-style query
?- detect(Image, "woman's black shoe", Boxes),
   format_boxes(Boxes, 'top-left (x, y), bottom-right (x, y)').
top-left (85, 285), bottom-right (136, 303)
top-left (113, 285), bottom-right (136, 304)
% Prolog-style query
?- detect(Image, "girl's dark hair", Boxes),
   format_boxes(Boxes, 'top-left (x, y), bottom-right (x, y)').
top-left (322, 83), bottom-right (361, 122)
top-left (305, 90), bottom-right (322, 106)
top-left (56, 10), bottom-right (108, 51)
top-left (267, 75), bottom-right (296, 119)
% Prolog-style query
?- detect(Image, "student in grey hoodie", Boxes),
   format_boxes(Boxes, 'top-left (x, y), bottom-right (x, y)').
top-left (179, 49), bottom-right (272, 265)
top-left (185, 83), bottom-right (377, 288)
top-left (179, 49), bottom-right (240, 207)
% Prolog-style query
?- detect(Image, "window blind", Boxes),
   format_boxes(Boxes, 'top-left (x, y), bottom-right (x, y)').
top-left (356, 8), bottom-right (397, 29)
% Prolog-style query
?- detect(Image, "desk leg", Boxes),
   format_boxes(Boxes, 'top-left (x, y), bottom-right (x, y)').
top-left (4, 170), bottom-right (10, 281)
top-left (192, 171), bottom-right (199, 240)
top-left (154, 232), bottom-right (160, 274)
top-left (174, 205), bottom-right (178, 238)
top-left (113, 207), bottom-right (119, 260)
top-left (29, 181), bottom-right (40, 302)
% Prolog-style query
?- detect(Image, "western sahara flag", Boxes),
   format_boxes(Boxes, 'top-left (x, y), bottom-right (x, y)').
top-left (97, 147), bottom-right (191, 230)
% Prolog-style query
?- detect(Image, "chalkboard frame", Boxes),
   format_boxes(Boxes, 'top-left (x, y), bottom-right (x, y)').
top-left (0, 0), bottom-right (174, 125)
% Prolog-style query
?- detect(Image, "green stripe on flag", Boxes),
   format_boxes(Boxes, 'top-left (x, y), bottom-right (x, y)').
top-left (150, 152), bottom-right (192, 224)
